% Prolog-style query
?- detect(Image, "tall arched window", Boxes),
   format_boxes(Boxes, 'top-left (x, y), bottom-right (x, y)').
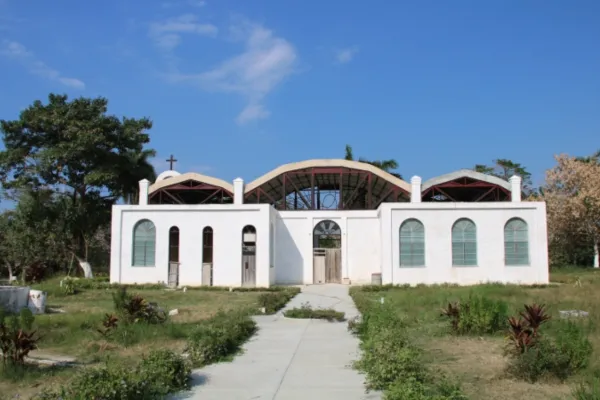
top-left (452, 219), bottom-right (477, 266)
top-left (399, 219), bottom-right (425, 267)
top-left (132, 220), bottom-right (156, 266)
top-left (504, 218), bottom-right (529, 266)
top-left (203, 227), bottom-right (213, 264)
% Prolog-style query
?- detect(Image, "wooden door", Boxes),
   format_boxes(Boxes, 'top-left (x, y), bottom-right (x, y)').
top-left (313, 249), bottom-right (326, 284)
top-left (168, 262), bottom-right (179, 288)
top-left (202, 263), bottom-right (212, 286)
top-left (325, 248), bottom-right (342, 283)
top-left (242, 245), bottom-right (256, 287)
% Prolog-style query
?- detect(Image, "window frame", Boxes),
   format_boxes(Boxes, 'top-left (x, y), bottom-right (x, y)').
top-left (399, 218), bottom-right (426, 267)
top-left (451, 218), bottom-right (478, 267)
top-left (132, 219), bottom-right (156, 267)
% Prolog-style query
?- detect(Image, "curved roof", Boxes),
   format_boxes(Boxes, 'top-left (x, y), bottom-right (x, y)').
top-left (245, 159), bottom-right (411, 193)
top-left (149, 172), bottom-right (234, 194)
top-left (422, 169), bottom-right (511, 191)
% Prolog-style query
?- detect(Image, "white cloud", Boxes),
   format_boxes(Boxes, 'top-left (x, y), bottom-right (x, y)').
top-left (149, 14), bottom-right (217, 51)
top-left (171, 21), bottom-right (297, 124)
top-left (0, 40), bottom-right (85, 89)
top-left (335, 46), bottom-right (359, 64)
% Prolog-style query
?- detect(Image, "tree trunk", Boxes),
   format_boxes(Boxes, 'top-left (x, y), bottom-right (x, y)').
top-left (594, 242), bottom-right (599, 268)
top-left (74, 255), bottom-right (94, 278)
top-left (5, 262), bottom-right (14, 282)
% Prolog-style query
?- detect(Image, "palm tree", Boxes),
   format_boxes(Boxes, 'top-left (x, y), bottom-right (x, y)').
top-left (120, 149), bottom-right (157, 204)
top-left (344, 144), bottom-right (402, 179)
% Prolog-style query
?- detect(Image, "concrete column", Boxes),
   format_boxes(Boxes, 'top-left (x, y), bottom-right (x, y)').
top-left (138, 179), bottom-right (150, 206)
top-left (509, 175), bottom-right (522, 202)
top-left (410, 176), bottom-right (422, 203)
top-left (233, 178), bottom-right (244, 205)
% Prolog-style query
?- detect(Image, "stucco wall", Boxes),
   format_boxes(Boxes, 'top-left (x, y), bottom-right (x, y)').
top-left (274, 211), bottom-right (379, 285)
top-left (110, 204), bottom-right (272, 287)
top-left (380, 202), bottom-right (549, 285)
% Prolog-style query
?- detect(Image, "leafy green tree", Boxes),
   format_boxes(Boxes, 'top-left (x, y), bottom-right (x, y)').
top-left (474, 159), bottom-right (535, 196)
top-left (0, 94), bottom-right (156, 277)
top-left (344, 144), bottom-right (403, 179)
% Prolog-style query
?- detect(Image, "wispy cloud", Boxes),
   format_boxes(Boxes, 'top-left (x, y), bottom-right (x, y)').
top-left (0, 40), bottom-right (85, 89)
top-left (149, 14), bottom-right (217, 51)
top-left (170, 20), bottom-right (297, 124)
top-left (335, 46), bottom-right (359, 64)
top-left (188, 0), bottom-right (206, 7)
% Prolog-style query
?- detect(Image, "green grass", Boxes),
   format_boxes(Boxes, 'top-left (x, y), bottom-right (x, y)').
top-left (350, 267), bottom-right (600, 400)
top-left (0, 277), bottom-right (293, 399)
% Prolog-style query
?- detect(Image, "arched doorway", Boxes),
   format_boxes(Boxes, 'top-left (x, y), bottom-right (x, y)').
top-left (168, 226), bottom-right (180, 288)
top-left (241, 225), bottom-right (257, 287)
top-left (313, 220), bottom-right (342, 284)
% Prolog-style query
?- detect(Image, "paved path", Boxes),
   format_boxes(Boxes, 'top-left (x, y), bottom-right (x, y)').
top-left (173, 284), bottom-right (380, 400)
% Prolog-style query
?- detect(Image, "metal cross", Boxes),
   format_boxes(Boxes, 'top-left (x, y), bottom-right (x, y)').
top-left (166, 154), bottom-right (178, 170)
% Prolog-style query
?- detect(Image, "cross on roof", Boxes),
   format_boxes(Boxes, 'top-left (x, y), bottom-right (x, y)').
top-left (166, 154), bottom-right (178, 170)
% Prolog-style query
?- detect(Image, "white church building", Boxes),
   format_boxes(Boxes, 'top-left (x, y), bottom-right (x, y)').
top-left (109, 159), bottom-right (549, 287)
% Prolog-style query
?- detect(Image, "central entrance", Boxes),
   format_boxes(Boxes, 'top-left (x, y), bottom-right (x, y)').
top-left (312, 220), bottom-right (342, 284)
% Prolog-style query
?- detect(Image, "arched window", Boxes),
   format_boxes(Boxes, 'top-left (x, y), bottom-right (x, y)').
top-left (504, 218), bottom-right (529, 266)
top-left (203, 227), bottom-right (213, 264)
top-left (132, 220), bottom-right (156, 266)
top-left (399, 219), bottom-right (425, 267)
top-left (452, 219), bottom-right (477, 266)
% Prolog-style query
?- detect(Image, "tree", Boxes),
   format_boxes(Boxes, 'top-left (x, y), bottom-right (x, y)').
top-left (474, 159), bottom-right (535, 196)
top-left (543, 154), bottom-right (600, 268)
top-left (0, 190), bottom-right (67, 282)
top-left (344, 144), bottom-right (403, 179)
top-left (0, 94), bottom-right (156, 277)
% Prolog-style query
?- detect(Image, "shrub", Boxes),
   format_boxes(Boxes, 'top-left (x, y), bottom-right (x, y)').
top-left (441, 294), bottom-right (508, 335)
top-left (97, 313), bottom-right (119, 338)
top-left (186, 310), bottom-right (257, 367)
top-left (257, 289), bottom-right (298, 314)
top-left (507, 314), bottom-right (592, 382)
top-left (284, 303), bottom-right (346, 322)
top-left (35, 350), bottom-right (190, 399)
top-left (112, 287), bottom-right (166, 324)
top-left (352, 298), bottom-right (467, 399)
top-left (60, 277), bottom-right (77, 295)
top-left (385, 377), bottom-right (468, 400)
top-left (0, 307), bottom-right (40, 366)
top-left (138, 350), bottom-right (191, 395)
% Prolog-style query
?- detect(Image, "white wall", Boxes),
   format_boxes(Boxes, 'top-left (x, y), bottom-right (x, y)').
top-left (274, 211), bottom-right (380, 285)
top-left (110, 204), bottom-right (271, 287)
top-left (380, 202), bottom-right (549, 285)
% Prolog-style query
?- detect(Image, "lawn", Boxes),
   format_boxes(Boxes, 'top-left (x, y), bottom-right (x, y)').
top-left (0, 277), bottom-right (271, 399)
top-left (350, 267), bottom-right (600, 400)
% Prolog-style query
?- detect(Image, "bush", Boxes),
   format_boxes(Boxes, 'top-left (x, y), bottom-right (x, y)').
top-left (504, 303), bottom-right (591, 383)
top-left (441, 294), bottom-right (508, 335)
top-left (186, 310), bottom-right (257, 367)
top-left (283, 303), bottom-right (345, 322)
top-left (35, 350), bottom-right (190, 399)
top-left (112, 287), bottom-right (166, 325)
top-left (352, 299), bottom-right (468, 399)
top-left (0, 307), bottom-right (40, 366)
top-left (257, 289), bottom-right (298, 314)
top-left (138, 349), bottom-right (191, 395)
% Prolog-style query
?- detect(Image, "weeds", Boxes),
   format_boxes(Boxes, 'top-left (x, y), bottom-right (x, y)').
top-left (185, 310), bottom-right (257, 367)
top-left (440, 294), bottom-right (508, 335)
top-left (112, 287), bottom-right (166, 324)
top-left (0, 308), bottom-right (41, 366)
top-left (257, 288), bottom-right (299, 314)
top-left (283, 303), bottom-right (346, 322)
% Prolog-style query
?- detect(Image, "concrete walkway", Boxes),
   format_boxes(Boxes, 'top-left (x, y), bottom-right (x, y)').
top-left (173, 285), bottom-right (380, 400)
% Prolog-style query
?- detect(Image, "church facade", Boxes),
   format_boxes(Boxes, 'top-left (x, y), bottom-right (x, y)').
top-left (109, 159), bottom-right (549, 287)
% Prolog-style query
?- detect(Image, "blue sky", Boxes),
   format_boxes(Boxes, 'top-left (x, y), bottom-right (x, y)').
top-left (1, 0), bottom-right (599, 191)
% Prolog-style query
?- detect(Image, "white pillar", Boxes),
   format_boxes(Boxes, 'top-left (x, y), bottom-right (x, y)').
top-left (138, 179), bottom-right (150, 206)
top-left (509, 175), bottom-right (522, 202)
top-left (410, 176), bottom-right (422, 203)
top-left (233, 178), bottom-right (244, 205)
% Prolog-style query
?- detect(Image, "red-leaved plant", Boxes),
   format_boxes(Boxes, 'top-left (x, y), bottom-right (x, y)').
top-left (507, 303), bottom-right (551, 353)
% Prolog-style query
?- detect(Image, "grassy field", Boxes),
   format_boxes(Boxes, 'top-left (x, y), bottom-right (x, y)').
top-left (350, 267), bottom-right (600, 400)
top-left (0, 277), bottom-right (268, 399)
